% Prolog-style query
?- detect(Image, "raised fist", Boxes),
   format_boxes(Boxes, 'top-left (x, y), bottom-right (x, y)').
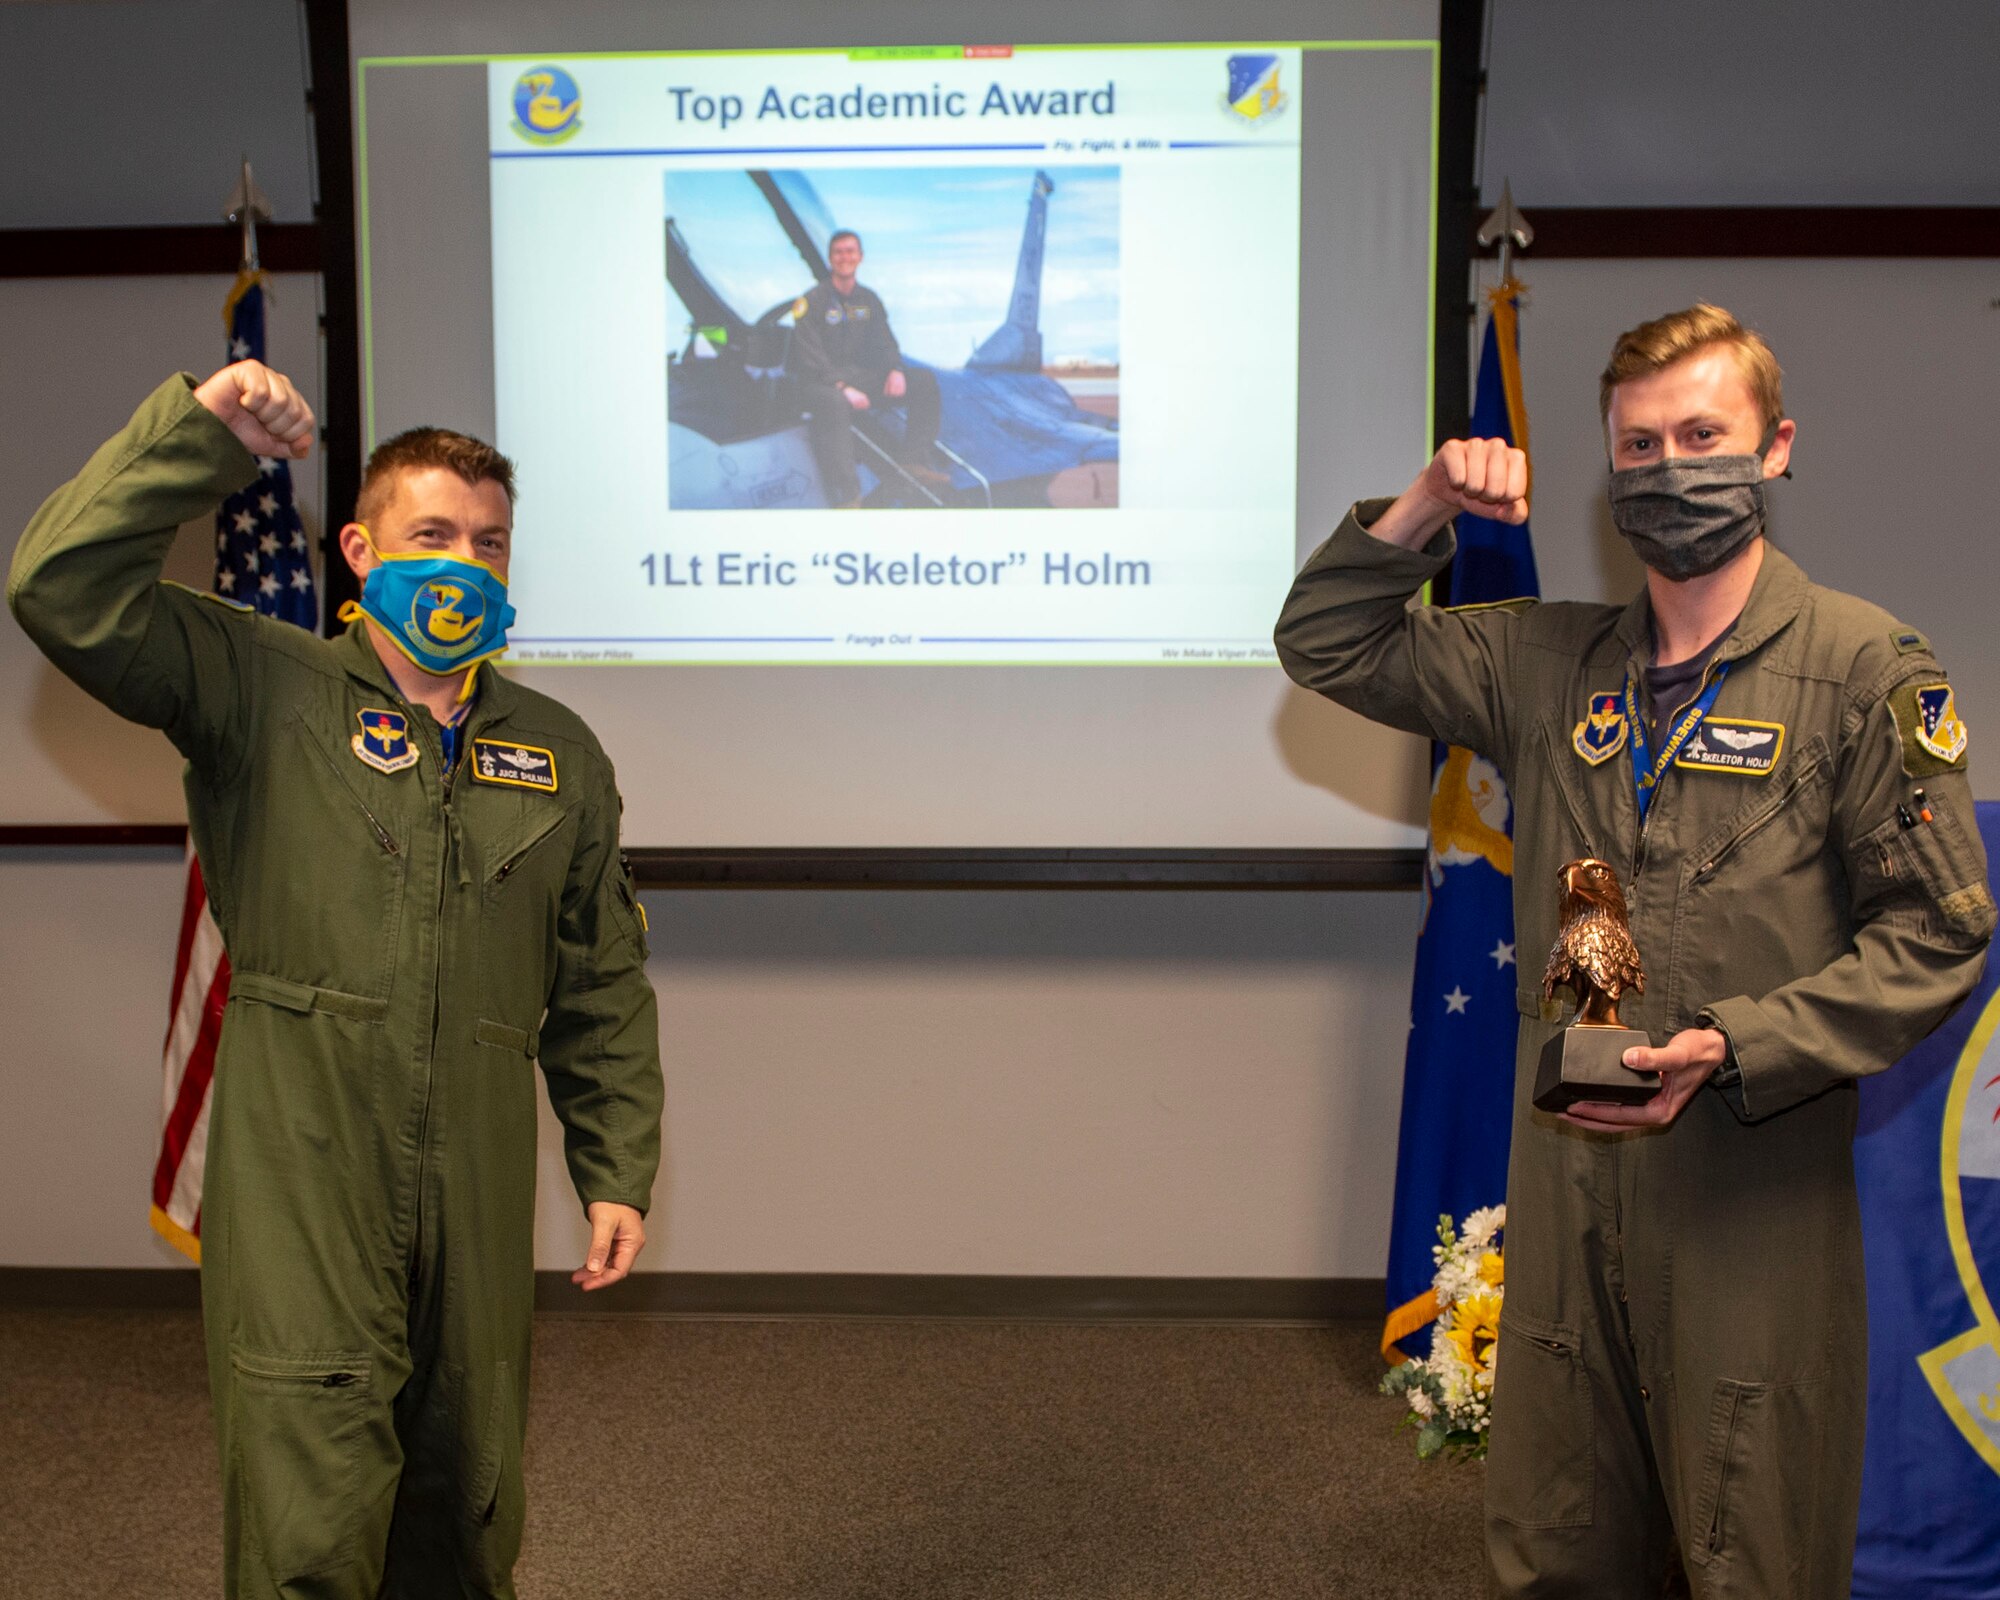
top-left (193, 361), bottom-right (315, 460)
top-left (1419, 437), bottom-right (1528, 525)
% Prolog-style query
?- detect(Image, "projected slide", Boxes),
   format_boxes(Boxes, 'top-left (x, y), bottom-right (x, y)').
top-left (490, 47), bottom-right (1303, 664)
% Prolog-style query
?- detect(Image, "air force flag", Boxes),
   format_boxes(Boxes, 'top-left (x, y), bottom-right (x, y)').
top-left (1853, 801), bottom-right (2000, 1595)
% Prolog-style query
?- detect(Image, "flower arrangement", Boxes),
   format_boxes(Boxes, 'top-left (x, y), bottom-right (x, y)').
top-left (1380, 1205), bottom-right (1504, 1460)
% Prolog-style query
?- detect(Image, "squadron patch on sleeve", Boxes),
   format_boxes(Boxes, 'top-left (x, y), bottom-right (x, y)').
top-left (470, 738), bottom-right (559, 792)
top-left (352, 709), bottom-right (419, 774)
top-left (1674, 717), bottom-right (1785, 775)
top-left (1890, 681), bottom-right (1970, 775)
top-left (1573, 692), bottom-right (1629, 766)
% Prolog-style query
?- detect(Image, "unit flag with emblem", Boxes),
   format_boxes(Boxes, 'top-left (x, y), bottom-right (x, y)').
top-left (150, 273), bottom-right (319, 1261)
top-left (1381, 280), bottom-right (1541, 1359)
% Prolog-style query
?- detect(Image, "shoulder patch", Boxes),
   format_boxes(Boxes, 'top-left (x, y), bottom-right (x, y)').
top-left (1444, 596), bottom-right (1538, 617)
top-left (471, 738), bottom-right (558, 793)
top-left (1889, 680), bottom-right (1969, 775)
top-left (791, 296), bottom-right (808, 320)
top-left (1892, 628), bottom-right (1931, 656)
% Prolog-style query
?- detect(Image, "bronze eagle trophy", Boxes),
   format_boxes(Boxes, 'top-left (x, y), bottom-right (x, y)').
top-left (1532, 858), bottom-right (1659, 1112)
top-left (1542, 858), bottom-right (1645, 1027)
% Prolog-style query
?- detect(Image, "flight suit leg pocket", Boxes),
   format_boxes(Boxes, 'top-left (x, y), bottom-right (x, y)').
top-left (1685, 1376), bottom-right (1824, 1596)
top-left (1485, 1311), bottom-right (1594, 1529)
top-left (464, 1361), bottom-right (526, 1591)
top-left (228, 1346), bottom-right (376, 1586)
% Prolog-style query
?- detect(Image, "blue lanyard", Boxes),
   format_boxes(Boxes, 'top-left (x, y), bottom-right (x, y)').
top-left (1625, 661), bottom-right (1730, 824)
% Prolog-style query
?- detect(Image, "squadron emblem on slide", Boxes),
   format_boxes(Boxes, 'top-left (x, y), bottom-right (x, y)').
top-left (1572, 692), bottom-right (1629, 766)
top-left (510, 66), bottom-right (583, 146)
top-left (1224, 54), bottom-right (1286, 123)
top-left (352, 708), bottom-right (419, 774)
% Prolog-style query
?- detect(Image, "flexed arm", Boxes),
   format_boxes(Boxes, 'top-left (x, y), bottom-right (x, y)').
top-left (7, 362), bottom-right (314, 767)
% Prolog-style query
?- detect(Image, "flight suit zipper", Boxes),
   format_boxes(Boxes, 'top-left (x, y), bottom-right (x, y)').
top-left (1630, 656), bottom-right (1724, 890)
top-left (406, 701), bottom-right (472, 1293)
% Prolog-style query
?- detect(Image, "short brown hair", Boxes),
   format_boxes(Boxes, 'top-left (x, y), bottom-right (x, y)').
top-left (356, 428), bottom-right (516, 526)
top-left (1599, 304), bottom-right (1784, 438)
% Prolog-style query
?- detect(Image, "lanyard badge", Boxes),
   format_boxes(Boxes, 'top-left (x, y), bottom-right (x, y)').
top-left (1625, 662), bottom-right (1730, 824)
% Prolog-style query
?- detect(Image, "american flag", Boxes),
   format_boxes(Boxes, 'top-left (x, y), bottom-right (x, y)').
top-left (150, 272), bottom-right (318, 1261)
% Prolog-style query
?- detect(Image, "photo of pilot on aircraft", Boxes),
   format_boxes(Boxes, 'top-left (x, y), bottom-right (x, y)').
top-left (665, 164), bottom-right (1119, 511)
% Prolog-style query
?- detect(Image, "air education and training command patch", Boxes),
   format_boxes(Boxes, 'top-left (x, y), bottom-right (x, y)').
top-left (1573, 692), bottom-right (1629, 766)
top-left (471, 739), bottom-right (558, 793)
top-left (352, 708), bottom-right (419, 774)
top-left (1892, 681), bottom-right (1971, 776)
top-left (1675, 717), bottom-right (1786, 776)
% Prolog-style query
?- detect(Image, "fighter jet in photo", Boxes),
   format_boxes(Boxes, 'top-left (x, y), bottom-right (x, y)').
top-left (665, 168), bottom-right (1118, 510)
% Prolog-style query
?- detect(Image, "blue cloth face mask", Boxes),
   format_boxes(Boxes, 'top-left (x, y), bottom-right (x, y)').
top-left (342, 527), bottom-right (516, 678)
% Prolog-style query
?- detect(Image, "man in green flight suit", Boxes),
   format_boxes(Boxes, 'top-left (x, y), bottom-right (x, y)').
top-left (787, 228), bottom-right (946, 506)
top-left (1277, 305), bottom-right (1992, 1596)
top-left (9, 361), bottom-right (664, 1598)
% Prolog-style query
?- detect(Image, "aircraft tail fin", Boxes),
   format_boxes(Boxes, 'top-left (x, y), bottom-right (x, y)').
top-left (968, 170), bottom-right (1053, 371)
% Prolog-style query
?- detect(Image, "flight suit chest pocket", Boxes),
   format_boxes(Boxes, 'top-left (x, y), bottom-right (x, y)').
top-left (264, 714), bottom-right (410, 1001)
top-left (482, 805), bottom-right (576, 914)
top-left (1682, 735), bottom-right (1832, 891)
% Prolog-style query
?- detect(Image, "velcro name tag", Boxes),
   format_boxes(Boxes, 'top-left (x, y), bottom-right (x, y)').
top-left (470, 738), bottom-right (558, 792)
top-left (1674, 717), bottom-right (1785, 775)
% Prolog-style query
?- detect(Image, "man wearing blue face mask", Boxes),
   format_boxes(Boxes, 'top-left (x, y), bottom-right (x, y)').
top-left (1276, 305), bottom-right (1990, 1596)
top-left (9, 361), bottom-right (663, 1599)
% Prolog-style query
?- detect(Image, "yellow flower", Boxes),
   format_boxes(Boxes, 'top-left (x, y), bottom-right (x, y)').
top-left (1442, 1288), bottom-right (1504, 1377)
top-left (1478, 1249), bottom-right (1505, 1288)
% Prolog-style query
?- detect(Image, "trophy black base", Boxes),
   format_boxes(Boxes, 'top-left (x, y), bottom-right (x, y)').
top-left (1533, 1026), bottom-right (1658, 1113)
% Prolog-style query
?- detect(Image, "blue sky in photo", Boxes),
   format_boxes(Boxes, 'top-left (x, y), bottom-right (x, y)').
top-left (665, 165), bottom-right (1119, 366)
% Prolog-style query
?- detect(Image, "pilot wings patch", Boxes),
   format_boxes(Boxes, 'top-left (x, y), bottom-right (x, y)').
top-left (470, 738), bottom-right (558, 793)
top-left (1674, 717), bottom-right (1786, 775)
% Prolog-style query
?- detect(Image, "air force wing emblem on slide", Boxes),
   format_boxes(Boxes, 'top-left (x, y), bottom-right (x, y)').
top-left (1674, 717), bottom-right (1786, 775)
top-left (352, 708), bottom-right (419, 774)
top-left (1225, 54), bottom-right (1285, 122)
top-left (1573, 692), bottom-right (1629, 766)
top-left (471, 739), bottom-right (559, 793)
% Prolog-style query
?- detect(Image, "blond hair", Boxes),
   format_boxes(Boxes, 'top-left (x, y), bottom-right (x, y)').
top-left (1599, 304), bottom-right (1784, 437)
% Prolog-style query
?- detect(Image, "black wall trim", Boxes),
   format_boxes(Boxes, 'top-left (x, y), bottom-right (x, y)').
top-left (0, 832), bottom-right (1425, 888)
top-left (302, 0), bottom-right (363, 633)
top-left (0, 224), bottom-right (323, 278)
top-left (0, 1267), bottom-right (1384, 1324)
top-left (1510, 205), bottom-right (2000, 259)
top-left (0, 825), bottom-right (187, 848)
top-left (1433, 0), bottom-right (1486, 449)
top-left (624, 847), bottom-right (1424, 890)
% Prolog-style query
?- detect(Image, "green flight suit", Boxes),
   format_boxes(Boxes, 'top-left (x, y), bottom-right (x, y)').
top-left (1277, 502), bottom-right (1993, 1598)
top-left (8, 377), bottom-right (664, 1598)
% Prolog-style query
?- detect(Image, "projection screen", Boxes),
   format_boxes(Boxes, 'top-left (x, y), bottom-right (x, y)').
top-left (351, 1), bottom-right (1442, 850)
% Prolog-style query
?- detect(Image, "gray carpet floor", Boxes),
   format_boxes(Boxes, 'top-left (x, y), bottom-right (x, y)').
top-left (0, 1311), bottom-right (1486, 1598)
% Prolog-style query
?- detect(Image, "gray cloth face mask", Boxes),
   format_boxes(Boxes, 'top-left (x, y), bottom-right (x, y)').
top-left (1607, 453), bottom-right (1770, 580)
